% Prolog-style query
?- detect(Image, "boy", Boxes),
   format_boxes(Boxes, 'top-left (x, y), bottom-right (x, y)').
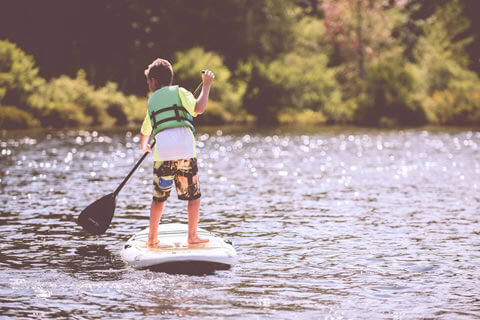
top-left (140, 58), bottom-right (214, 247)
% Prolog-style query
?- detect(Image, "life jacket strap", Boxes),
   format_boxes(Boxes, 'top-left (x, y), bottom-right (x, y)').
top-left (150, 104), bottom-right (193, 131)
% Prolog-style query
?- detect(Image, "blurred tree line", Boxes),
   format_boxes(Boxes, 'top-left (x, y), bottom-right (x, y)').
top-left (1, 0), bottom-right (479, 129)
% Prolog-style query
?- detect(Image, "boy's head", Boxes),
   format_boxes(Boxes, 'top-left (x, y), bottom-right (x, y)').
top-left (144, 58), bottom-right (173, 91)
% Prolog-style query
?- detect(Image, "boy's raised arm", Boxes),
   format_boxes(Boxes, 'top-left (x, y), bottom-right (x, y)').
top-left (194, 70), bottom-right (215, 115)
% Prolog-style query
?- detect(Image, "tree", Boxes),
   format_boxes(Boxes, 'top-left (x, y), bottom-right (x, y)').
top-left (413, 0), bottom-right (480, 125)
top-left (243, 35), bottom-right (341, 125)
top-left (355, 59), bottom-right (426, 126)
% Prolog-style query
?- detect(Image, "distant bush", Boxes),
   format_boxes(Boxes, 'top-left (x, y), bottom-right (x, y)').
top-left (0, 105), bottom-right (40, 129)
top-left (424, 84), bottom-right (480, 125)
top-left (242, 52), bottom-right (341, 125)
top-left (415, 53), bottom-right (480, 125)
top-left (0, 41), bottom-right (147, 130)
top-left (27, 71), bottom-right (92, 127)
top-left (0, 40), bottom-right (44, 109)
top-left (241, 15), bottom-right (343, 125)
top-left (89, 81), bottom-right (146, 126)
top-left (324, 97), bottom-right (358, 124)
top-left (278, 108), bottom-right (327, 125)
top-left (241, 58), bottom-right (284, 125)
top-left (412, 0), bottom-right (480, 126)
top-left (193, 100), bottom-right (232, 125)
top-left (355, 60), bottom-right (426, 126)
top-left (26, 70), bottom-right (147, 128)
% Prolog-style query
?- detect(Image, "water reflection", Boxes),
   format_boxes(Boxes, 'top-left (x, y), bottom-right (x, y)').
top-left (69, 245), bottom-right (126, 281)
top-left (1, 126), bottom-right (479, 319)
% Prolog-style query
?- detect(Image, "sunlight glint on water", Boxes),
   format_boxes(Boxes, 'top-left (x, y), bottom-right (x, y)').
top-left (0, 127), bottom-right (479, 319)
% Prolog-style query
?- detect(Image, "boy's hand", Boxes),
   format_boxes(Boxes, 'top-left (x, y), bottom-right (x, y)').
top-left (202, 69), bottom-right (215, 86)
top-left (142, 144), bottom-right (152, 153)
top-left (194, 71), bottom-right (214, 114)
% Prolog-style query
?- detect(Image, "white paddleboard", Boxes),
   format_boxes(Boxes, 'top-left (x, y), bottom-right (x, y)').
top-left (121, 223), bottom-right (237, 274)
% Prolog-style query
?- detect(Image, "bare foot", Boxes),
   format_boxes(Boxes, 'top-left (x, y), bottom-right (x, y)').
top-left (146, 240), bottom-right (159, 248)
top-left (188, 236), bottom-right (209, 244)
top-left (146, 241), bottom-right (173, 249)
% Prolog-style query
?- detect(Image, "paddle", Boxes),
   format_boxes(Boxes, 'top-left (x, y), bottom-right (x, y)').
top-left (77, 140), bottom-right (156, 235)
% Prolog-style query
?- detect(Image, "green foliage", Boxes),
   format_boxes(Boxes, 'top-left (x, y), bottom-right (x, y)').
top-left (242, 59), bottom-right (283, 125)
top-left (0, 40), bottom-right (44, 108)
top-left (422, 67), bottom-right (480, 125)
top-left (0, 1), bottom-right (303, 95)
top-left (424, 87), bottom-right (480, 125)
top-left (324, 97), bottom-right (358, 124)
top-left (413, 0), bottom-right (480, 125)
top-left (356, 60), bottom-right (426, 126)
top-left (243, 52), bottom-right (341, 125)
top-left (121, 95), bottom-right (147, 125)
top-left (0, 41), bottom-right (147, 129)
top-left (0, 105), bottom-right (40, 129)
top-left (278, 108), bottom-right (327, 125)
top-left (2, 0), bottom-right (480, 129)
top-left (28, 71), bottom-right (92, 127)
top-left (193, 100), bottom-right (233, 126)
top-left (90, 81), bottom-right (146, 126)
top-left (291, 16), bottom-right (325, 55)
top-left (414, 0), bottom-right (473, 93)
top-left (27, 70), bottom-right (145, 128)
top-left (242, 16), bottom-right (342, 125)
top-left (246, 0), bottom-right (299, 58)
top-left (419, 0), bottom-right (471, 68)
top-left (174, 48), bottom-right (232, 102)
top-left (269, 52), bottom-right (341, 111)
top-left (173, 47), bottom-right (246, 123)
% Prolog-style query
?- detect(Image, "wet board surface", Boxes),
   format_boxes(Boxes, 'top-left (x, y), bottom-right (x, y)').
top-left (121, 223), bottom-right (237, 274)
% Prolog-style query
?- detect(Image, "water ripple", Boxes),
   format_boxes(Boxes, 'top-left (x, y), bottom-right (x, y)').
top-left (1, 127), bottom-right (479, 319)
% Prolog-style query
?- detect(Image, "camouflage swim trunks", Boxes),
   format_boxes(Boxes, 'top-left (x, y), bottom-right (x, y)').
top-left (152, 158), bottom-right (201, 202)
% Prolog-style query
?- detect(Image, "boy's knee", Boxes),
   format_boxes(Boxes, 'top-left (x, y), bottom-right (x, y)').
top-left (153, 196), bottom-right (168, 203)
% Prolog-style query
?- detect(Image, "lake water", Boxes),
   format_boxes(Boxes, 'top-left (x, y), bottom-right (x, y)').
top-left (1, 126), bottom-right (479, 319)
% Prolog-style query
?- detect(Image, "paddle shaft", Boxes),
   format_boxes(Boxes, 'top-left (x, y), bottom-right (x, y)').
top-left (193, 70), bottom-right (206, 96)
top-left (113, 140), bottom-right (156, 198)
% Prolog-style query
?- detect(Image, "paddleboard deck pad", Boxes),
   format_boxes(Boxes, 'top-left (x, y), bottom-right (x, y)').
top-left (121, 223), bottom-right (237, 274)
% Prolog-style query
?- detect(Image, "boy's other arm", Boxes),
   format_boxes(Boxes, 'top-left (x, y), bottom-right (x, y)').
top-left (194, 70), bottom-right (215, 115)
top-left (140, 113), bottom-right (152, 153)
top-left (141, 134), bottom-right (151, 153)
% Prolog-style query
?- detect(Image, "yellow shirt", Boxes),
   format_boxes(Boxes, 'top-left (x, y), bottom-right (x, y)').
top-left (141, 87), bottom-right (197, 161)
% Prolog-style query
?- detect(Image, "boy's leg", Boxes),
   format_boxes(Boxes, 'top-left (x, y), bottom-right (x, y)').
top-left (174, 158), bottom-right (208, 244)
top-left (147, 200), bottom-right (165, 247)
top-left (149, 160), bottom-right (174, 248)
top-left (187, 198), bottom-right (209, 244)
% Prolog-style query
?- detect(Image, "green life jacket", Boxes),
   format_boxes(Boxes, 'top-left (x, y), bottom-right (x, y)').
top-left (148, 85), bottom-right (194, 136)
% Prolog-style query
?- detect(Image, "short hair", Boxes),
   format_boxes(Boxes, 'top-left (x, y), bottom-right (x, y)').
top-left (144, 58), bottom-right (173, 86)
